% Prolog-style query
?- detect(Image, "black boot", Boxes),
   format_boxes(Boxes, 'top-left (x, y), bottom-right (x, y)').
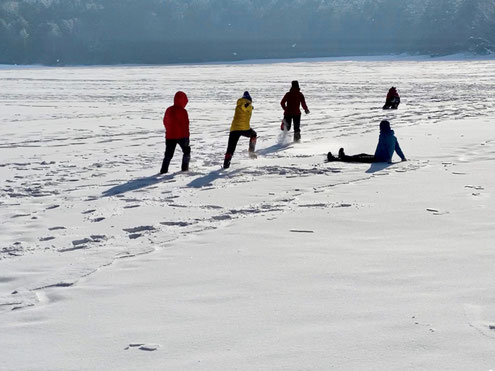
top-left (248, 137), bottom-right (257, 158)
top-left (181, 154), bottom-right (190, 171)
top-left (294, 131), bottom-right (301, 142)
top-left (223, 153), bottom-right (232, 169)
top-left (249, 136), bottom-right (257, 152)
top-left (160, 157), bottom-right (171, 174)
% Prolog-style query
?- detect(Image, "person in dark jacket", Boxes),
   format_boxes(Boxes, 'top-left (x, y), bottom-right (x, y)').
top-left (383, 87), bottom-right (400, 109)
top-left (327, 120), bottom-right (406, 163)
top-left (160, 91), bottom-right (191, 174)
top-left (280, 80), bottom-right (310, 141)
top-left (223, 91), bottom-right (257, 169)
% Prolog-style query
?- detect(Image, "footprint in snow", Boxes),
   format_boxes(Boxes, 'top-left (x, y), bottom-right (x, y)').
top-left (298, 203), bottom-right (327, 208)
top-left (465, 185), bottom-right (484, 190)
top-left (201, 205), bottom-right (223, 210)
top-left (58, 235), bottom-right (107, 252)
top-left (11, 214), bottom-right (31, 219)
top-left (212, 215), bottom-right (232, 221)
top-left (72, 238), bottom-right (93, 246)
top-left (160, 221), bottom-right (191, 227)
top-left (290, 229), bottom-right (315, 233)
top-left (124, 343), bottom-right (160, 351)
top-left (39, 236), bottom-right (55, 242)
top-left (426, 208), bottom-right (450, 216)
top-left (123, 226), bottom-right (156, 234)
top-left (334, 203), bottom-right (353, 208)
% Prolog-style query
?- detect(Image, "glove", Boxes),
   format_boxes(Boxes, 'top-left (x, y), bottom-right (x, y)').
top-left (304, 109), bottom-right (310, 114)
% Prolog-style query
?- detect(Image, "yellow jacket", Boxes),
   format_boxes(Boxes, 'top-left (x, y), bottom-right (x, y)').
top-left (230, 98), bottom-right (253, 131)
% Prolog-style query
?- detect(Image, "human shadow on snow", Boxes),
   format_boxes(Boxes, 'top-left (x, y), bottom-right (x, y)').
top-left (187, 168), bottom-right (243, 188)
top-left (257, 142), bottom-right (292, 156)
top-left (325, 160), bottom-right (395, 174)
top-left (102, 174), bottom-right (174, 196)
top-left (365, 162), bottom-right (395, 174)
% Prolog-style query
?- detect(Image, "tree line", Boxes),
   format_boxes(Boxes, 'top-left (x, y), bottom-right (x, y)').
top-left (1, 0), bottom-right (494, 65)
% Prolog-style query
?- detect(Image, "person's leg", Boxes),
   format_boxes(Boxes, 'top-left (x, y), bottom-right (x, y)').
top-left (338, 148), bottom-right (375, 163)
top-left (244, 129), bottom-right (257, 153)
top-left (346, 154), bottom-right (375, 163)
top-left (283, 114), bottom-right (293, 131)
top-left (160, 139), bottom-right (178, 173)
top-left (293, 114), bottom-right (301, 141)
top-left (224, 131), bottom-right (241, 168)
top-left (177, 138), bottom-right (191, 171)
top-left (226, 131), bottom-right (242, 155)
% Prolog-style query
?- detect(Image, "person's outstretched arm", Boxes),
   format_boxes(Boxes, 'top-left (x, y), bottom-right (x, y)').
top-left (300, 93), bottom-right (309, 114)
top-left (395, 140), bottom-right (406, 161)
top-left (280, 93), bottom-right (288, 111)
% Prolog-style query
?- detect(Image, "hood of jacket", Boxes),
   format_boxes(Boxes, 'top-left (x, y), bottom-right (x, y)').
top-left (174, 91), bottom-right (188, 108)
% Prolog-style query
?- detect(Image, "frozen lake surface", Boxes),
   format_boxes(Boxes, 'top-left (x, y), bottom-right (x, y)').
top-left (1, 59), bottom-right (495, 369)
top-left (1, 59), bottom-right (494, 263)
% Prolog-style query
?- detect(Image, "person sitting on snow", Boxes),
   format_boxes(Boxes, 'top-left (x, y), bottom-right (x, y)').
top-left (280, 80), bottom-right (310, 142)
top-left (327, 120), bottom-right (406, 163)
top-left (223, 91), bottom-right (257, 169)
top-left (383, 86), bottom-right (400, 110)
top-left (160, 91), bottom-right (191, 174)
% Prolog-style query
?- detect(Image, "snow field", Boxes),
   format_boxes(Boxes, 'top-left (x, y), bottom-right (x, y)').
top-left (1, 59), bottom-right (495, 369)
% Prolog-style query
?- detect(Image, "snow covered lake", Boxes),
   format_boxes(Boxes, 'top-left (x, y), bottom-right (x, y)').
top-left (1, 58), bottom-right (495, 369)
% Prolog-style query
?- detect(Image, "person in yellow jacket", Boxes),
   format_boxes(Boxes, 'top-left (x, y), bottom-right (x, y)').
top-left (223, 91), bottom-right (257, 169)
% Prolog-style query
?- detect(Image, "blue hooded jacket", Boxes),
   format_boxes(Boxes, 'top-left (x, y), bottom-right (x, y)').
top-left (373, 121), bottom-right (405, 163)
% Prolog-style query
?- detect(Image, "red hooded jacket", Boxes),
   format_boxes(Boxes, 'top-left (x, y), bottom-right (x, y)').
top-left (163, 91), bottom-right (189, 139)
top-left (281, 88), bottom-right (308, 115)
top-left (386, 88), bottom-right (399, 101)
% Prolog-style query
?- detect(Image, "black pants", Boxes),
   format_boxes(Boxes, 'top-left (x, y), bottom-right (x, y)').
top-left (161, 138), bottom-right (190, 173)
top-left (383, 98), bottom-right (400, 110)
top-left (283, 114), bottom-right (301, 133)
top-left (225, 129), bottom-right (257, 156)
top-left (339, 153), bottom-right (376, 163)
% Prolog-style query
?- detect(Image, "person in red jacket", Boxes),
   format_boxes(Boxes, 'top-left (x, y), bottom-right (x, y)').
top-left (280, 80), bottom-right (310, 142)
top-left (160, 91), bottom-right (191, 174)
top-left (383, 87), bottom-right (400, 109)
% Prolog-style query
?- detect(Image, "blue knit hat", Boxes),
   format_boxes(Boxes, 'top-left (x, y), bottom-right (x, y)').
top-left (242, 91), bottom-right (252, 102)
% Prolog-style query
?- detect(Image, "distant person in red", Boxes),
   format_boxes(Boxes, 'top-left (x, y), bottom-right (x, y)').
top-left (160, 91), bottom-right (191, 174)
top-left (383, 86), bottom-right (400, 109)
top-left (280, 80), bottom-right (310, 141)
